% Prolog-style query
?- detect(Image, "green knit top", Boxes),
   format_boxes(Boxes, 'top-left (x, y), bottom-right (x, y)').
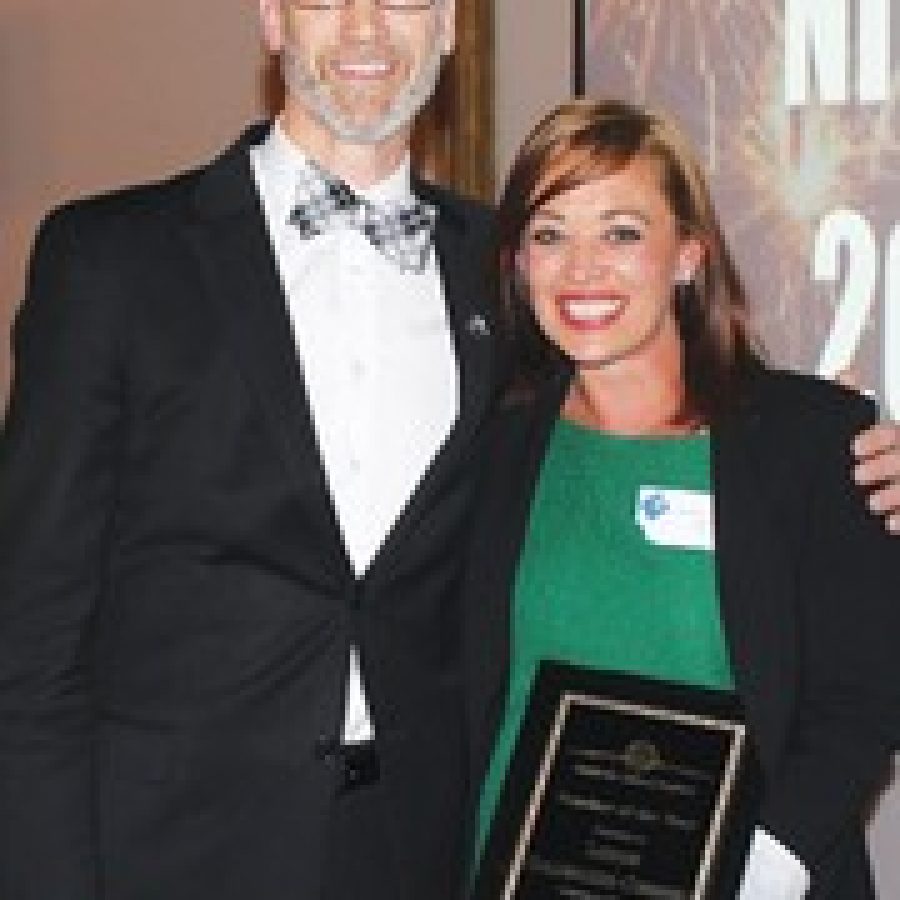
top-left (475, 418), bottom-right (734, 858)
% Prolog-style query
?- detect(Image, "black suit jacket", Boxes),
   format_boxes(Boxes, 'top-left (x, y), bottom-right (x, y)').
top-left (0, 124), bottom-right (500, 900)
top-left (464, 362), bottom-right (900, 898)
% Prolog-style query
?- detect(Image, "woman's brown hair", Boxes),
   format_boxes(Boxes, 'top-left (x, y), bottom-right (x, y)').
top-left (497, 98), bottom-right (760, 420)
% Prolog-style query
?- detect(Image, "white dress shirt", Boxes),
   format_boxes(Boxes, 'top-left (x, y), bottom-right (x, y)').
top-left (250, 122), bottom-right (458, 743)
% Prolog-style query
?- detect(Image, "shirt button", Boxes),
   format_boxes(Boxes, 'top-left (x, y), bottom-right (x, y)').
top-left (350, 359), bottom-right (365, 380)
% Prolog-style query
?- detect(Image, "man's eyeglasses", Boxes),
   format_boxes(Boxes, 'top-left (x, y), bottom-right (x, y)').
top-left (290, 0), bottom-right (437, 10)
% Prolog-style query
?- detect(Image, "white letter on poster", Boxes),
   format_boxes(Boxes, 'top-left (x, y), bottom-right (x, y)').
top-left (814, 210), bottom-right (879, 380)
top-left (785, 0), bottom-right (848, 107)
top-left (858, 0), bottom-right (889, 105)
top-left (884, 226), bottom-right (899, 418)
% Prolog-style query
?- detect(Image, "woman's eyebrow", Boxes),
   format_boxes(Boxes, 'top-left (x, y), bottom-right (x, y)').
top-left (531, 208), bottom-right (651, 224)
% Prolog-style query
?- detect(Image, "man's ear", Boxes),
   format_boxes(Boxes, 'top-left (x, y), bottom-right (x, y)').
top-left (259, 0), bottom-right (286, 54)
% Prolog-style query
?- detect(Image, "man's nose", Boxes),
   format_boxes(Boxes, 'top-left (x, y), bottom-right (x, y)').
top-left (341, 0), bottom-right (388, 41)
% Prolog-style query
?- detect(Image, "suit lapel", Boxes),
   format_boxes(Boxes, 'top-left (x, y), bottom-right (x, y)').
top-left (712, 405), bottom-right (796, 771)
top-left (431, 188), bottom-right (495, 462)
top-left (182, 125), bottom-right (348, 576)
top-left (367, 182), bottom-right (497, 574)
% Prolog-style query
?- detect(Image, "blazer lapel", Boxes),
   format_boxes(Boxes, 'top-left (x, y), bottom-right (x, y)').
top-left (182, 124), bottom-right (348, 576)
top-left (712, 407), bottom-right (797, 771)
top-left (472, 370), bottom-right (572, 730)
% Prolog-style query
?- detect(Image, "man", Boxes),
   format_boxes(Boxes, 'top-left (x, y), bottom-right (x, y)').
top-left (0, 1), bottom-right (491, 898)
top-left (0, 2), bottom-right (898, 899)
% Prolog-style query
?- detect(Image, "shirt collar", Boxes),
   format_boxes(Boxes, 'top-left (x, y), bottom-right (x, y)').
top-left (258, 120), bottom-right (415, 215)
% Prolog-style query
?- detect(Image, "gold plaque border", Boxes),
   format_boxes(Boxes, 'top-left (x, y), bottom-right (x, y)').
top-left (502, 691), bottom-right (747, 900)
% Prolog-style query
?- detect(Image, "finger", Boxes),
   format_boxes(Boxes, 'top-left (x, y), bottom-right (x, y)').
top-left (853, 422), bottom-right (898, 460)
top-left (855, 458), bottom-right (899, 486)
top-left (854, 452), bottom-right (899, 486)
top-left (889, 514), bottom-right (900, 535)
top-left (867, 482), bottom-right (900, 516)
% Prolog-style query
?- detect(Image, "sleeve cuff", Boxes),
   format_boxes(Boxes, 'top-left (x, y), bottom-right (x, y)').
top-left (736, 827), bottom-right (810, 900)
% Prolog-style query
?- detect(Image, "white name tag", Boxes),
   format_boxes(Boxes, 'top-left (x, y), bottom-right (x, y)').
top-left (635, 487), bottom-right (715, 551)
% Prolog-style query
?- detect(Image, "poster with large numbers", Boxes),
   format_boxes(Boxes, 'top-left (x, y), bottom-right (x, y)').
top-left (575, 0), bottom-right (899, 417)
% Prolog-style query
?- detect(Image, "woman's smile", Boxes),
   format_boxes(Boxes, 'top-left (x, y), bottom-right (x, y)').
top-left (555, 291), bottom-right (627, 330)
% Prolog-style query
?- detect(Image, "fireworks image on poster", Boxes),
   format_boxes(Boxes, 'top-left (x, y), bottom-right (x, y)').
top-left (580, 0), bottom-right (900, 398)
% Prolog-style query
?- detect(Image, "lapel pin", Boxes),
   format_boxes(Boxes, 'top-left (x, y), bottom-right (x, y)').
top-left (466, 314), bottom-right (491, 338)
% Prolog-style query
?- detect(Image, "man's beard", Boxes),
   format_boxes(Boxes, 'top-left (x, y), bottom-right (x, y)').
top-left (280, 22), bottom-right (448, 144)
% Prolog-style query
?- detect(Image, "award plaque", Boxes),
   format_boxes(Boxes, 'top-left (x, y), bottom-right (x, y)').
top-left (472, 662), bottom-right (761, 900)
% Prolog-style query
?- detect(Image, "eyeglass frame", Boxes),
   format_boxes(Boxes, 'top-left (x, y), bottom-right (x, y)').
top-left (288, 0), bottom-right (439, 11)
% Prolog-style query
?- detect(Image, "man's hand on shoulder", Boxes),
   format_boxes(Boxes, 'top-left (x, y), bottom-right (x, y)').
top-left (853, 422), bottom-right (900, 534)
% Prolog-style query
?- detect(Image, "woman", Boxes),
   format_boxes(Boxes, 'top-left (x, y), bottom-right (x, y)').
top-left (466, 100), bottom-right (900, 898)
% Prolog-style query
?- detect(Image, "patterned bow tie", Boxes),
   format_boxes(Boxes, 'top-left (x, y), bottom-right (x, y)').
top-left (289, 168), bottom-right (437, 272)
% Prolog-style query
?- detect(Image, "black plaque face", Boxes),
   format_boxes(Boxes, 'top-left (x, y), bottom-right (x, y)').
top-left (472, 662), bottom-right (760, 900)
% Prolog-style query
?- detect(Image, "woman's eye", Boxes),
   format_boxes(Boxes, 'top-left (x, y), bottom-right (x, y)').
top-left (607, 225), bottom-right (643, 243)
top-left (529, 227), bottom-right (565, 245)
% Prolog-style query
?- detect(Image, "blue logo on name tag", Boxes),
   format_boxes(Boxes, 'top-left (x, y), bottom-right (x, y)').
top-left (640, 492), bottom-right (670, 521)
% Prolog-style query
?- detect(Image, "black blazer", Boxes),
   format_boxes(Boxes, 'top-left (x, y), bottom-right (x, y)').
top-left (464, 362), bottom-right (900, 898)
top-left (0, 124), bottom-right (500, 900)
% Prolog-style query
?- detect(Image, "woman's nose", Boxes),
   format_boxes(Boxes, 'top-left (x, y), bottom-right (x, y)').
top-left (563, 237), bottom-right (609, 280)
